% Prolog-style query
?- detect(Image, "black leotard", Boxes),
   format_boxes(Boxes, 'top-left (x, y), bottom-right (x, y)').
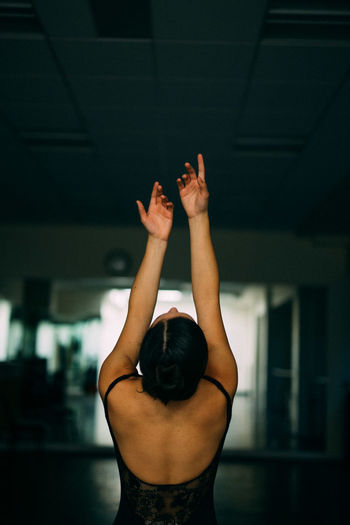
top-left (103, 372), bottom-right (232, 525)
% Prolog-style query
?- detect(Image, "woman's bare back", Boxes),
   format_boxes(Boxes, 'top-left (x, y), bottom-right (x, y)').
top-left (106, 375), bottom-right (228, 485)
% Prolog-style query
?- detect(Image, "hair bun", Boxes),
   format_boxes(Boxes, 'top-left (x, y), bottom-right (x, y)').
top-left (155, 363), bottom-right (184, 390)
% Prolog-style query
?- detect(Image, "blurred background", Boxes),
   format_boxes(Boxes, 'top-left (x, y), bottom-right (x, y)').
top-left (0, 1), bottom-right (349, 524)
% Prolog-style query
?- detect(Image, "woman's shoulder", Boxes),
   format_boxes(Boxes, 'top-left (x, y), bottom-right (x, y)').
top-left (203, 365), bottom-right (237, 401)
top-left (110, 374), bottom-right (228, 420)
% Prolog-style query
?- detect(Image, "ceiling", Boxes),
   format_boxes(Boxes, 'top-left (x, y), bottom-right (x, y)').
top-left (0, 0), bottom-right (349, 234)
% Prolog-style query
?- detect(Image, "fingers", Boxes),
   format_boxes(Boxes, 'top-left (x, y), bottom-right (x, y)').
top-left (198, 176), bottom-right (209, 197)
top-left (149, 181), bottom-right (166, 207)
top-left (157, 184), bottom-right (164, 205)
top-left (147, 181), bottom-right (173, 212)
top-left (181, 173), bottom-right (190, 186)
top-left (136, 200), bottom-right (147, 223)
top-left (176, 178), bottom-right (184, 192)
top-left (156, 184), bottom-right (171, 209)
top-left (161, 193), bottom-right (174, 211)
top-left (149, 181), bottom-right (159, 207)
top-left (185, 162), bottom-right (197, 181)
top-left (197, 153), bottom-right (205, 181)
top-left (182, 154), bottom-right (205, 184)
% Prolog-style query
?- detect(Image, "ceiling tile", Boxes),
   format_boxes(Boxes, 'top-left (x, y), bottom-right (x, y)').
top-left (155, 42), bottom-right (255, 79)
top-left (159, 108), bottom-right (238, 136)
top-left (29, 150), bottom-right (100, 181)
top-left (33, 0), bottom-right (97, 38)
top-left (82, 107), bottom-right (161, 137)
top-left (263, 78), bottom-right (350, 228)
top-left (0, 75), bottom-right (76, 105)
top-left (244, 81), bottom-right (337, 115)
top-left (69, 76), bottom-right (157, 108)
top-left (254, 42), bottom-right (350, 83)
top-left (53, 39), bottom-right (155, 76)
top-left (215, 155), bottom-right (295, 192)
top-left (152, 0), bottom-right (268, 42)
top-left (0, 37), bottom-right (58, 75)
top-left (85, 129), bottom-right (159, 155)
top-left (3, 103), bottom-right (81, 130)
top-left (239, 108), bottom-right (316, 136)
top-left (157, 79), bottom-right (245, 108)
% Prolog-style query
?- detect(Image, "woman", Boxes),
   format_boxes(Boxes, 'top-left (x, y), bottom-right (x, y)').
top-left (98, 154), bottom-right (238, 524)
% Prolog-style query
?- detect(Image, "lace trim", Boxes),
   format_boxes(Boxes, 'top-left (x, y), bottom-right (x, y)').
top-left (119, 456), bottom-right (216, 524)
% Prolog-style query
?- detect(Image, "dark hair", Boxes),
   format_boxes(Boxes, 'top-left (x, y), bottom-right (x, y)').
top-left (139, 317), bottom-right (208, 405)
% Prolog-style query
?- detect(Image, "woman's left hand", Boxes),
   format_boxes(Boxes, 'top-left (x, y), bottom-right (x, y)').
top-left (136, 182), bottom-right (174, 241)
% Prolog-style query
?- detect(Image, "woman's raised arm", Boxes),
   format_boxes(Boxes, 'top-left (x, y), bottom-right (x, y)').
top-left (98, 182), bottom-right (174, 398)
top-left (177, 155), bottom-right (238, 398)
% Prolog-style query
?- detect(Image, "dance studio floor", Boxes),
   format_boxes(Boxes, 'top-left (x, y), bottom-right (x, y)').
top-left (2, 449), bottom-right (349, 525)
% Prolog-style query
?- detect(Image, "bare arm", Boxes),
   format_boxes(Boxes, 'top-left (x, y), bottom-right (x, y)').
top-left (177, 155), bottom-right (238, 398)
top-left (188, 211), bottom-right (221, 329)
top-left (98, 182), bottom-right (174, 398)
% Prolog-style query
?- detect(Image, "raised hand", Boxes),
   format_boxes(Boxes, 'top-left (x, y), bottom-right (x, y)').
top-left (176, 153), bottom-right (209, 218)
top-left (136, 182), bottom-right (174, 241)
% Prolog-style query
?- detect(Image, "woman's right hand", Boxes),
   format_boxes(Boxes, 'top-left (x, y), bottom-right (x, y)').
top-left (176, 153), bottom-right (209, 218)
